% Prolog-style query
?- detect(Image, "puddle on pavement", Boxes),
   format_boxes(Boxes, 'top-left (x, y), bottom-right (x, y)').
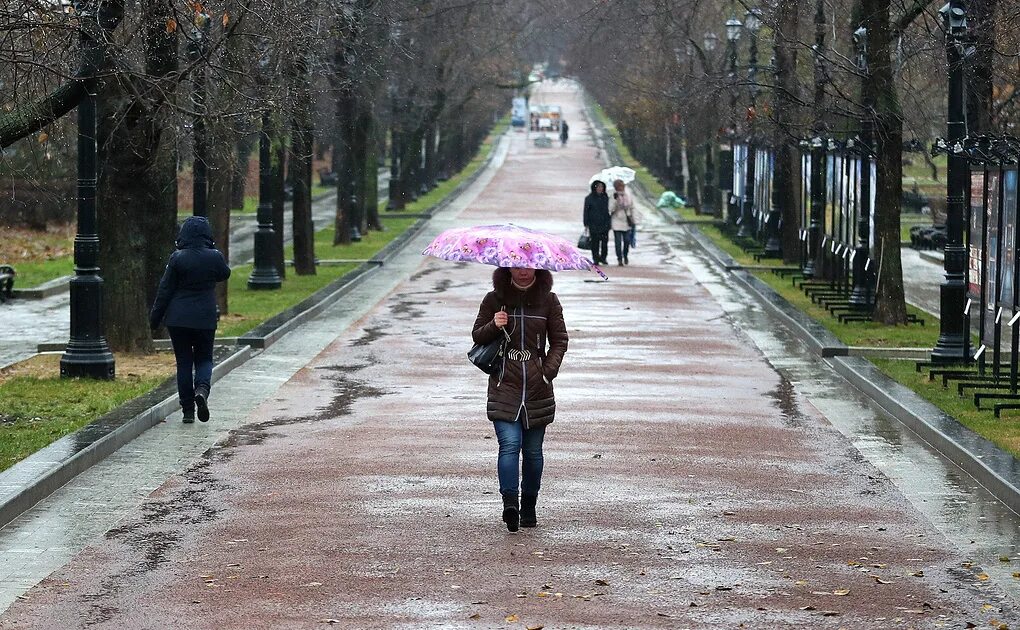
top-left (350, 326), bottom-right (388, 347)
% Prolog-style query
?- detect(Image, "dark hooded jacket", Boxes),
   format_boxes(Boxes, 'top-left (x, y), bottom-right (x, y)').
top-left (583, 180), bottom-right (611, 233)
top-left (471, 268), bottom-right (568, 429)
top-left (149, 216), bottom-right (231, 330)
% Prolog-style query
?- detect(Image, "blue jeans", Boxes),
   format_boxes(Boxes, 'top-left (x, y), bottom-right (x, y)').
top-left (613, 230), bottom-right (631, 261)
top-left (493, 419), bottom-right (546, 496)
top-left (167, 326), bottom-right (215, 413)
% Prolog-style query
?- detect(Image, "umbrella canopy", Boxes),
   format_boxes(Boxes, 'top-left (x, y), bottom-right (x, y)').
top-left (589, 165), bottom-right (636, 187)
top-left (422, 223), bottom-right (608, 279)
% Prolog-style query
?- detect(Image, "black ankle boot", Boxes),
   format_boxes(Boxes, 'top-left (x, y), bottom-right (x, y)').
top-left (519, 494), bottom-right (538, 528)
top-left (502, 493), bottom-right (519, 532)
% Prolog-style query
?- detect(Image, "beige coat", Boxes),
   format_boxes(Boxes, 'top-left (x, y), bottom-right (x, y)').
top-left (610, 189), bottom-right (635, 231)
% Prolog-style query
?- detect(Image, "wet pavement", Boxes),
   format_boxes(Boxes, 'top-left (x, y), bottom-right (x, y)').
top-left (0, 81), bottom-right (1018, 629)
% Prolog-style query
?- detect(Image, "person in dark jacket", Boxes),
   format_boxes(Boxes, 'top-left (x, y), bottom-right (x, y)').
top-left (583, 180), bottom-right (611, 265)
top-left (149, 216), bottom-right (231, 423)
top-left (559, 120), bottom-right (569, 147)
top-left (472, 267), bottom-right (568, 532)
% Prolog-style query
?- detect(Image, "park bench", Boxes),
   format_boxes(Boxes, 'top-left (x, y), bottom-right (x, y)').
top-left (909, 224), bottom-right (946, 250)
top-left (0, 265), bottom-right (15, 302)
top-left (318, 169), bottom-right (338, 186)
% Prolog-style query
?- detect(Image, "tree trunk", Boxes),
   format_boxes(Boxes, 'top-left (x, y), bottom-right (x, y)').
top-left (362, 103), bottom-right (382, 231)
top-left (271, 125), bottom-right (286, 278)
top-left (96, 0), bottom-right (176, 353)
top-left (208, 123), bottom-right (233, 313)
top-left (865, 0), bottom-right (907, 324)
top-left (230, 131), bottom-right (255, 210)
top-left (967, 0), bottom-right (996, 133)
top-left (773, 0), bottom-right (801, 263)
top-left (291, 55), bottom-right (316, 275)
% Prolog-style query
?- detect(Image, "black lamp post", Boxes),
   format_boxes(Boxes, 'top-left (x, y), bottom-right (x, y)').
top-left (61, 0), bottom-right (116, 379)
top-left (737, 8), bottom-right (761, 239)
top-left (189, 10), bottom-right (210, 218)
top-left (726, 16), bottom-right (742, 227)
top-left (848, 26), bottom-right (874, 309)
top-left (702, 32), bottom-right (720, 218)
top-left (803, 136), bottom-right (826, 278)
top-left (931, 0), bottom-right (970, 362)
top-left (248, 109), bottom-right (284, 289)
top-left (248, 46), bottom-right (283, 290)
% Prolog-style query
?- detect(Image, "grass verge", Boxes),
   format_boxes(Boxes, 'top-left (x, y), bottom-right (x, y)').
top-left (872, 357), bottom-right (1020, 458)
top-left (0, 354), bottom-right (176, 472)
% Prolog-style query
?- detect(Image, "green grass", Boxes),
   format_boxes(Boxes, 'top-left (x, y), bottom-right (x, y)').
top-left (0, 374), bottom-right (166, 472)
top-left (11, 257), bottom-right (73, 288)
top-left (872, 357), bottom-right (1020, 458)
top-left (901, 213), bottom-right (933, 243)
top-left (751, 269), bottom-right (938, 347)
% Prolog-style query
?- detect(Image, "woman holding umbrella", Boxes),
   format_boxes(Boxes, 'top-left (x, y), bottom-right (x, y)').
top-left (471, 266), bottom-right (568, 532)
top-left (610, 179), bottom-right (636, 265)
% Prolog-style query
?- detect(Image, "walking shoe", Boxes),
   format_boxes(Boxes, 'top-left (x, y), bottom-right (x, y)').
top-left (624, 255), bottom-right (629, 265)
top-left (195, 387), bottom-right (210, 423)
top-left (502, 493), bottom-right (519, 532)
top-left (182, 410), bottom-right (195, 424)
top-left (519, 494), bottom-right (538, 528)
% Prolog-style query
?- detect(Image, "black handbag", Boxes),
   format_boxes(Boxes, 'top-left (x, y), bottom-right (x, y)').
top-left (468, 326), bottom-right (510, 376)
top-left (577, 232), bottom-right (591, 249)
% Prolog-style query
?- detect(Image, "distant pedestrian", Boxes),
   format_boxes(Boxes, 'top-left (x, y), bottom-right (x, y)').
top-left (583, 179), bottom-right (611, 266)
top-left (472, 267), bottom-right (568, 532)
top-left (149, 216), bottom-right (231, 424)
top-left (559, 121), bottom-right (569, 147)
top-left (610, 179), bottom-right (636, 265)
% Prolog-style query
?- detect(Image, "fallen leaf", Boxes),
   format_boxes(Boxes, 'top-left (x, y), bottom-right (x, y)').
top-left (821, 611), bottom-right (839, 617)
top-left (165, 18), bottom-right (177, 33)
top-left (301, 582), bottom-right (323, 587)
top-left (221, 12), bottom-right (229, 26)
top-left (911, 571), bottom-right (924, 577)
top-left (536, 592), bottom-right (549, 598)
top-left (505, 614), bottom-right (519, 622)
top-left (872, 576), bottom-right (891, 585)
top-left (320, 620), bottom-right (341, 625)
top-left (799, 605), bottom-right (815, 611)
top-left (794, 580), bottom-right (808, 586)
top-left (1001, 556), bottom-right (1012, 563)
top-left (977, 573), bottom-right (990, 581)
top-left (526, 625), bottom-right (544, 630)
top-left (833, 589), bottom-right (850, 596)
top-left (594, 579), bottom-right (609, 586)
top-left (468, 613), bottom-right (480, 620)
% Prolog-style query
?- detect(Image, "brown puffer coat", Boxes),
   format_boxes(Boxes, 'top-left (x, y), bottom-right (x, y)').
top-left (471, 268), bottom-right (568, 429)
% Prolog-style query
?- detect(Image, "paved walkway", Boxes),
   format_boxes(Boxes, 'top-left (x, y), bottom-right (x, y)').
top-left (0, 82), bottom-right (1018, 628)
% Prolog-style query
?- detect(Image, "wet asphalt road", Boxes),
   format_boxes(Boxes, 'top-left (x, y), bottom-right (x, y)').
top-left (1, 82), bottom-right (1019, 629)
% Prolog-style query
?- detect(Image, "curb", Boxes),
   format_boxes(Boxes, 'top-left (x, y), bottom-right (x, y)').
top-left (0, 344), bottom-right (251, 531)
top-left (587, 98), bottom-right (1020, 516)
top-left (0, 129), bottom-right (508, 530)
top-left (11, 275), bottom-right (73, 299)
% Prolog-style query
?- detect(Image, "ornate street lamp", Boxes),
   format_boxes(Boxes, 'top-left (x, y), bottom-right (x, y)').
top-left (248, 45), bottom-right (282, 290)
top-left (737, 8), bottom-right (762, 238)
top-left (61, 0), bottom-right (119, 379)
top-left (931, 0), bottom-right (970, 362)
top-left (725, 17), bottom-right (742, 227)
top-left (702, 32), bottom-right (719, 217)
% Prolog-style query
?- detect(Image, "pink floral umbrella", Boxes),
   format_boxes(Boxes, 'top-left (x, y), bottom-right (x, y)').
top-left (422, 223), bottom-right (608, 279)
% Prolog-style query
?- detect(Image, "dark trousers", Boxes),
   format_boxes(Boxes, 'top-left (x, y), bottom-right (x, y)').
top-left (589, 230), bottom-right (609, 264)
top-left (167, 326), bottom-right (215, 412)
top-left (614, 230), bottom-right (631, 262)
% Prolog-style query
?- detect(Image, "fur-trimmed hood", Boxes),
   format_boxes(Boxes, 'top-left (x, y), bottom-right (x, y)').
top-left (491, 268), bottom-right (554, 306)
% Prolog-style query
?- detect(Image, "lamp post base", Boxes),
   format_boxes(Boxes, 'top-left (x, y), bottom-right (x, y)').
top-left (60, 344), bottom-right (115, 380)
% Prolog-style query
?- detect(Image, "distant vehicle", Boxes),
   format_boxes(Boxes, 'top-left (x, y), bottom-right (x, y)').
top-left (511, 97), bottom-right (528, 128)
top-left (529, 104), bottom-right (561, 132)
